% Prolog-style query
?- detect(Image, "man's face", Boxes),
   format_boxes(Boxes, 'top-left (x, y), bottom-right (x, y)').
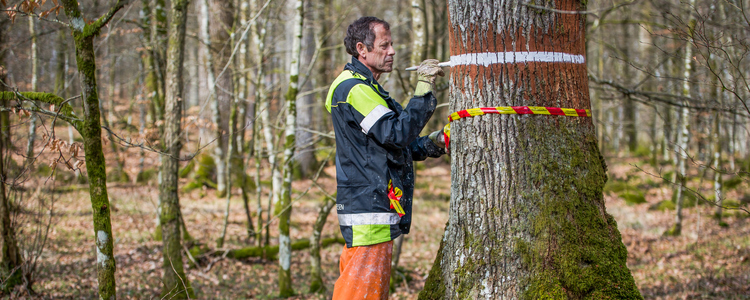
top-left (357, 24), bottom-right (395, 79)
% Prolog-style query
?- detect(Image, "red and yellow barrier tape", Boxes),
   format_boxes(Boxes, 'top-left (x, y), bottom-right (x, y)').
top-left (442, 106), bottom-right (591, 151)
top-left (449, 106), bottom-right (591, 122)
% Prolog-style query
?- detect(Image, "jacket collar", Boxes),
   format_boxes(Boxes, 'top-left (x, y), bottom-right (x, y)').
top-left (345, 57), bottom-right (390, 98)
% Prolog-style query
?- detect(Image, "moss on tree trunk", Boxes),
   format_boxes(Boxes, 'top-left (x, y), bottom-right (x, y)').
top-left (159, 0), bottom-right (193, 297)
top-left (419, 0), bottom-right (642, 299)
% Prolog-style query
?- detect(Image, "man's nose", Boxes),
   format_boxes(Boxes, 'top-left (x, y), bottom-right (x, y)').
top-left (388, 45), bottom-right (395, 56)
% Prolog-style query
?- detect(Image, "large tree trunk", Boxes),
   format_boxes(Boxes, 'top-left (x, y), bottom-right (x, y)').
top-left (420, 1), bottom-right (641, 298)
top-left (159, 0), bottom-right (193, 297)
top-left (278, 0), bottom-right (303, 296)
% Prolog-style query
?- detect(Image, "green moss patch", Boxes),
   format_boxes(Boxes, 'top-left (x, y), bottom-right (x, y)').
top-left (620, 192), bottom-right (647, 205)
top-left (649, 200), bottom-right (676, 211)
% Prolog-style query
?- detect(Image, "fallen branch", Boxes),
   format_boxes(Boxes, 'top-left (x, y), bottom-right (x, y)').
top-left (226, 237), bottom-right (345, 260)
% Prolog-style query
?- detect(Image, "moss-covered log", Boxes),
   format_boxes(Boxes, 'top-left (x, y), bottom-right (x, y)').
top-left (419, 0), bottom-right (642, 299)
top-left (227, 237), bottom-right (345, 260)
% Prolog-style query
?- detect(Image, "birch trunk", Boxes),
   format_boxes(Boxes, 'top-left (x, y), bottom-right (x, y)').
top-left (667, 0), bottom-right (696, 236)
top-left (25, 16), bottom-right (38, 167)
top-left (250, 0), bottom-right (270, 247)
top-left (420, 1), bottom-right (641, 298)
top-left (278, 0), bottom-right (303, 296)
top-left (237, 0), bottom-right (256, 239)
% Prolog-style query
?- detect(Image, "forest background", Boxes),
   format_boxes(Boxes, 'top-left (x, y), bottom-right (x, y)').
top-left (0, 0), bottom-right (749, 298)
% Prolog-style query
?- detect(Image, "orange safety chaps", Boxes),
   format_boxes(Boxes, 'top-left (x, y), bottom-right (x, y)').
top-left (332, 240), bottom-right (393, 300)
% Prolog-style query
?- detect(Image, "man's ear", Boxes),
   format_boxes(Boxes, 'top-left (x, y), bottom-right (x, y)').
top-left (356, 42), bottom-right (367, 58)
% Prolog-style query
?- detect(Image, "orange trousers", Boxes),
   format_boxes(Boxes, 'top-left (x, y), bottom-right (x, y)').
top-left (332, 241), bottom-right (393, 300)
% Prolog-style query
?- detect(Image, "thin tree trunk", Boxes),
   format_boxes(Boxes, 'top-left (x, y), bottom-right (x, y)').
top-left (207, 0), bottom-right (235, 198)
top-left (159, 0), bottom-right (193, 296)
top-left (308, 195), bottom-right (334, 294)
top-left (295, 0), bottom-right (317, 178)
top-left (420, 1), bottom-right (641, 298)
top-left (104, 35), bottom-right (127, 182)
top-left (0, 27), bottom-right (22, 290)
top-left (217, 91), bottom-right (238, 248)
top-left (237, 0), bottom-right (256, 239)
top-left (667, 0), bottom-right (696, 236)
top-left (59, 0), bottom-right (131, 297)
top-left (26, 16), bottom-right (39, 167)
top-left (278, 0), bottom-right (303, 296)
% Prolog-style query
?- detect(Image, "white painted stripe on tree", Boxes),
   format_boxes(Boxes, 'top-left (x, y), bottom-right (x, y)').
top-left (405, 52), bottom-right (585, 70)
top-left (338, 212), bottom-right (401, 226)
top-left (450, 52), bottom-right (585, 66)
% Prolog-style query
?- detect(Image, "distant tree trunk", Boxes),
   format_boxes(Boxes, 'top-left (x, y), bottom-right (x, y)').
top-left (59, 0), bottom-right (131, 297)
top-left (278, 0), bottom-right (303, 296)
top-left (295, 0), bottom-right (317, 178)
top-left (25, 16), bottom-right (39, 168)
top-left (409, 0), bottom-right (428, 92)
top-left (104, 35), bottom-right (127, 182)
top-left (237, 0), bottom-right (256, 239)
top-left (621, 11), bottom-right (637, 154)
top-left (712, 111), bottom-right (723, 222)
top-left (207, 0), bottom-right (235, 198)
top-left (308, 194), bottom-right (334, 294)
top-left (0, 28), bottom-right (22, 290)
top-left (667, 0), bottom-right (695, 236)
top-left (420, 1), bottom-right (642, 298)
top-left (250, 0), bottom-right (270, 247)
top-left (159, 0), bottom-right (193, 297)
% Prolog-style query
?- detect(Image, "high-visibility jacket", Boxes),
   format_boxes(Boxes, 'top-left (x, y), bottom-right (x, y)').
top-left (326, 57), bottom-right (445, 248)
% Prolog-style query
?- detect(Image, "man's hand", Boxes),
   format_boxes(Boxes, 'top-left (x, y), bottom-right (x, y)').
top-left (414, 59), bottom-right (445, 96)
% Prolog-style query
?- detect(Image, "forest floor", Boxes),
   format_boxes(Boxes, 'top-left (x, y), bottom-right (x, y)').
top-left (7, 151), bottom-right (750, 299)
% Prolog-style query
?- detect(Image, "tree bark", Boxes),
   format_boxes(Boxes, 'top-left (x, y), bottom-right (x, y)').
top-left (0, 30), bottom-right (22, 291)
top-left (667, 0), bottom-right (696, 236)
top-left (278, 0), bottom-right (303, 296)
top-left (420, 1), bottom-right (641, 298)
top-left (295, 0), bottom-right (318, 178)
top-left (25, 16), bottom-right (38, 167)
top-left (308, 194), bottom-right (334, 294)
top-left (60, 0), bottom-right (132, 297)
top-left (159, 0), bottom-right (193, 297)
top-left (207, 0), bottom-right (235, 198)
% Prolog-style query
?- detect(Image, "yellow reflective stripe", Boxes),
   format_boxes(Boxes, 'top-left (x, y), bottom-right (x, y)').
top-left (347, 84), bottom-right (390, 117)
top-left (496, 107), bottom-right (516, 114)
top-left (351, 224), bottom-right (391, 247)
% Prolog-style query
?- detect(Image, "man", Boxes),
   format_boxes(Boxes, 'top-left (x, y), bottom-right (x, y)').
top-left (325, 16), bottom-right (446, 299)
